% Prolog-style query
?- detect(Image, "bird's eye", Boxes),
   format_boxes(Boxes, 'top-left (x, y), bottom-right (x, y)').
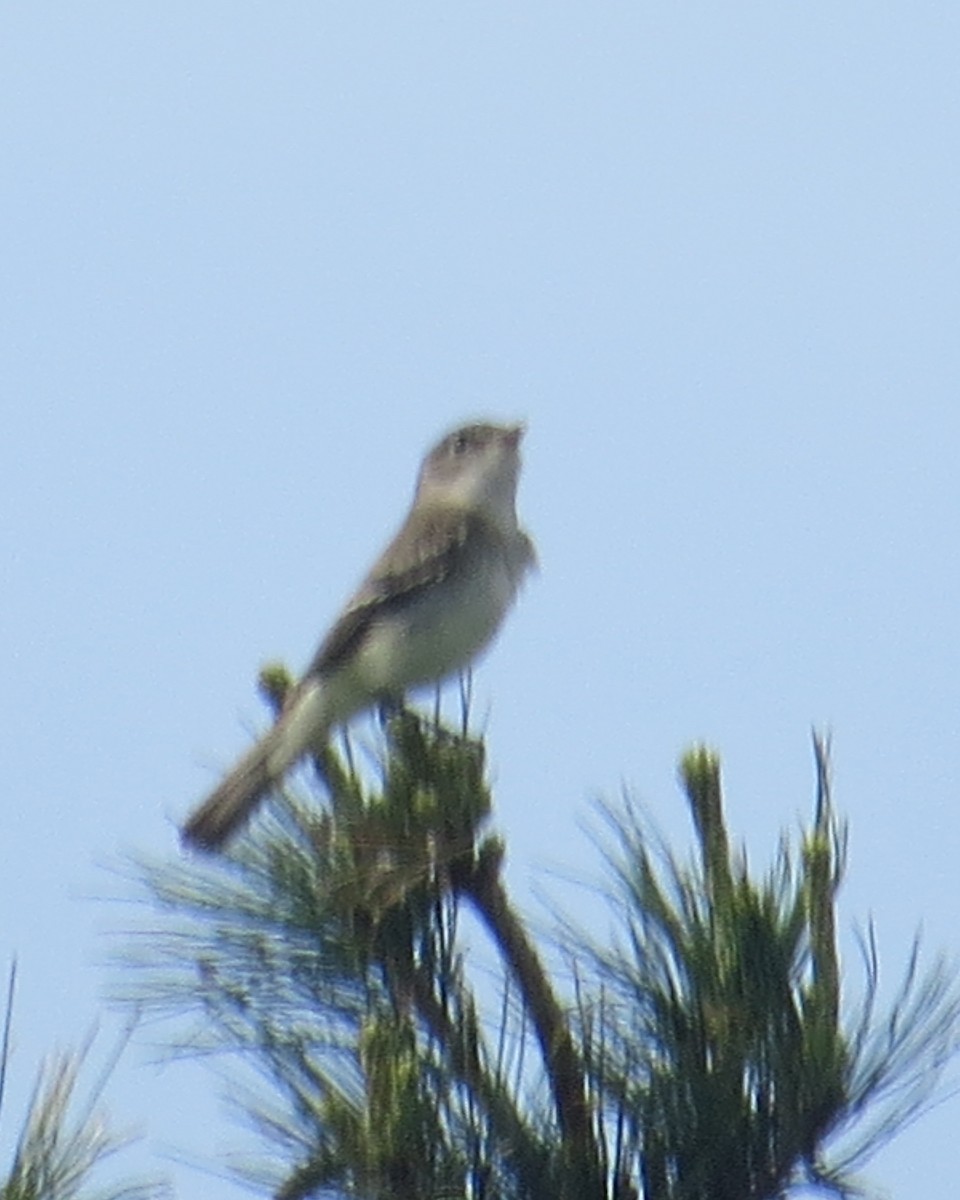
top-left (451, 432), bottom-right (470, 455)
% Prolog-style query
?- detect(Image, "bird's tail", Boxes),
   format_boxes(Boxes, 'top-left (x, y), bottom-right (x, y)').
top-left (181, 682), bottom-right (327, 852)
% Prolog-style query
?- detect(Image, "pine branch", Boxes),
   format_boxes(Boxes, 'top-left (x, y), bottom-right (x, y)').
top-left (454, 838), bottom-right (604, 1200)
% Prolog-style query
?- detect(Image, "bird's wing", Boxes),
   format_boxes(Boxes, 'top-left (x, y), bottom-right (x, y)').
top-left (304, 506), bottom-right (484, 677)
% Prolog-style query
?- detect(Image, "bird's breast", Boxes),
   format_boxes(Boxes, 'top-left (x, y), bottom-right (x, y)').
top-left (346, 555), bottom-right (517, 701)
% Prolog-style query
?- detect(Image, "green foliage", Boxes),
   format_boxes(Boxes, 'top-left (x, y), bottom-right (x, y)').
top-left (0, 975), bottom-right (164, 1200)
top-left (582, 735), bottom-right (960, 1198)
top-left (123, 711), bottom-right (559, 1199)
top-left (121, 716), bottom-right (960, 1200)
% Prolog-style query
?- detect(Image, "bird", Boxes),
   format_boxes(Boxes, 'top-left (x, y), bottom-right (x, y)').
top-left (181, 420), bottom-right (535, 851)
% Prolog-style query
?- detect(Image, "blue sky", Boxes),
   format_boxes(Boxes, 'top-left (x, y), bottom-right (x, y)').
top-left (2, 4), bottom-right (959, 1196)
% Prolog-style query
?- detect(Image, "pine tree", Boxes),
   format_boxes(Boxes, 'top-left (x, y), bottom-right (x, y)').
top-left (0, 965), bottom-right (164, 1200)
top-left (123, 675), bottom-right (960, 1199)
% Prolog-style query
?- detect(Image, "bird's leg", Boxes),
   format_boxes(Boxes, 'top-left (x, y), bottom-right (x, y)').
top-left (377, 692), bottom-right (405, 729)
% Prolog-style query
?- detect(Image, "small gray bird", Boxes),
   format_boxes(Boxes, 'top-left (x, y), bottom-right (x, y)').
top-left (181, 421), bottom-right (535, 851)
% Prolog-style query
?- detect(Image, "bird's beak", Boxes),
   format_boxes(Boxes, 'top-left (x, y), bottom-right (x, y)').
top-left (503, 423), bottom-right (526, 450)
